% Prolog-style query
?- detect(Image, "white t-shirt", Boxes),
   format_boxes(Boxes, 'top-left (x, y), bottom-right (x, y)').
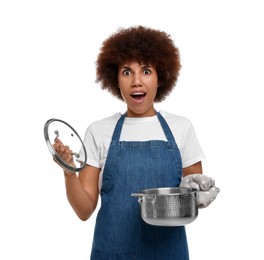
top-left (79, 110), bottom-right (205, 189)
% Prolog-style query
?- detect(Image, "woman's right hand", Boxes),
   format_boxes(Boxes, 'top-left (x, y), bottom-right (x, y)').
top-left (53, 138), bottom-right (76, 173)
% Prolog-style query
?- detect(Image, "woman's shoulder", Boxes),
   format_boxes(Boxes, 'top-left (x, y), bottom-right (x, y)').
top-left (87, 113), bottom-right (122, 136)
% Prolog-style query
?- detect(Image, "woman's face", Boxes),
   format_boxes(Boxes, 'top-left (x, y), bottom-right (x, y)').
top-left (118, 61), bottom-right (158, 117)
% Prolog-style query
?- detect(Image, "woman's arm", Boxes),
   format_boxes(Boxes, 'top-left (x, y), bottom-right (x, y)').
top-left (53, 138), bottom-right (100, 221)
top-left (182, 161), bottom-right (203, 177)
top-left (64, 165), bottom-right (100, 221)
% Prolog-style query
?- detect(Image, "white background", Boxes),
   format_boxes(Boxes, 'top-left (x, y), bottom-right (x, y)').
top-left (1, 0), bottom-right (263, 259)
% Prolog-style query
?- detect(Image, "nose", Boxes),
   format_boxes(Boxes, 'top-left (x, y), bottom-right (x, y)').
top-left (131, 72), bottom-right (142, 87)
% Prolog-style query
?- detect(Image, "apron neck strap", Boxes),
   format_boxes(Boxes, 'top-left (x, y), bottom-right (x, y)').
top-left (111, 112), bottom-right (176, 146)
top-left (156, 112), bottom-right (177, 145)
top-left (111, 113), bottom-right (126, 141)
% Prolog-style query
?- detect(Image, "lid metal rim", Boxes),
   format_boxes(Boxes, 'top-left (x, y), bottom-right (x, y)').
top-left (44, 118), bottom-right (87, 172)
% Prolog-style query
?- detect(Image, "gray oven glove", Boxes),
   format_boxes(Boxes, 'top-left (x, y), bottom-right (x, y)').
top-left (180, 174), bottom-right (220, 208)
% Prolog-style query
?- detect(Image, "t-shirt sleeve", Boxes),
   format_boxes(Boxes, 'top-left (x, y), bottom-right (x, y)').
top-left (181, 122), bottom-right (205, 168)
top-left (77, 125), bottom-right (101, 168)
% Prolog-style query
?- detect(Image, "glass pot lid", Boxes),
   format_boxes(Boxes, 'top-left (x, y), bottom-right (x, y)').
top-left (44, 118), bottom-right (87, 172)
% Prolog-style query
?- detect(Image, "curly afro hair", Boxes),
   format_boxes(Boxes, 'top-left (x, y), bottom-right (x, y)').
top-left (96, 25), bottom-right (181, 102)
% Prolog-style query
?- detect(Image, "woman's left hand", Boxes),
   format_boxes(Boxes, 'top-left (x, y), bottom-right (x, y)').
top-left (180, 174), bottom-right (220, 208)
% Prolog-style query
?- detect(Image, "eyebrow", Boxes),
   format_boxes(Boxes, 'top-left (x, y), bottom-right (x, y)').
top-left (141, 64), bottom-right (152, 69)
top-left (120, 64), bottom-right (152, 70)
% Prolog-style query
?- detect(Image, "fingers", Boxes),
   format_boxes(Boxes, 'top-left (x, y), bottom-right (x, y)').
top-left (53, 138), bottom-right (63, 151)
top-left (180, 181), bottom-right (200, 190)
top-left (52, 141), bottom-right (75, 166)
top-left (54, 137), bottom-right (63, 145)
top-left (56, 145), bottom-right (73, 160)
top-left (180, 174), bottom-right (216, 191)
top-left (180, 174), bottom-right (196, 187)
top-left (197, 186), bottom-right (220, 208)
top-left (180, 174), bottom-right (220, 208)
top-left (193, 174), bottom-right (215, 191)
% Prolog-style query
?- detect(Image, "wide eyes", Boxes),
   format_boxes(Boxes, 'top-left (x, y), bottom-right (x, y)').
top-left (122, 70), bottom-right (131, 76)
top-left (121, 68), bottom-right (152, 76)
top-left (143, 69), bottom-right (151, 75)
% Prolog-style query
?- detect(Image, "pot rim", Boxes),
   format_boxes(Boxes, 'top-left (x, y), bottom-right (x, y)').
top-left (131, 187), bottom-right (197, 197)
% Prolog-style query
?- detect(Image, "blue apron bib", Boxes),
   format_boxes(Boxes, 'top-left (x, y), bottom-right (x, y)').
top-left (91, 112), bottom-right (189, 260)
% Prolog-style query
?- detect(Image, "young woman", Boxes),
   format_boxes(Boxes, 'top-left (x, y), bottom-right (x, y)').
top-left (53, 26), bottom-right (219, 259)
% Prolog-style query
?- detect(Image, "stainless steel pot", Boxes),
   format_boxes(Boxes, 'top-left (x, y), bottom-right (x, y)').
top-left (131, 187), bottom-right (198, 226)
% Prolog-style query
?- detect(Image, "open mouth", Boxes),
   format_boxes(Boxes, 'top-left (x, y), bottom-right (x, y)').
top-left (130, 92), bottom-right (146, 101)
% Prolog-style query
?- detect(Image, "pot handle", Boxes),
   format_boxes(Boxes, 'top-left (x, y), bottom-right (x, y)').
top-left (131, 193), bottom-right (145, 204)
top-left (131, 193), bottom-right (145, 197)
top-left (131, 193), bottom-right (157, 205)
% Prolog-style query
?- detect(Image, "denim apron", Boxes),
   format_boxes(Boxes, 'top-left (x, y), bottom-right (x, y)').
top-left (91, 112), bottom-right (189, 260)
